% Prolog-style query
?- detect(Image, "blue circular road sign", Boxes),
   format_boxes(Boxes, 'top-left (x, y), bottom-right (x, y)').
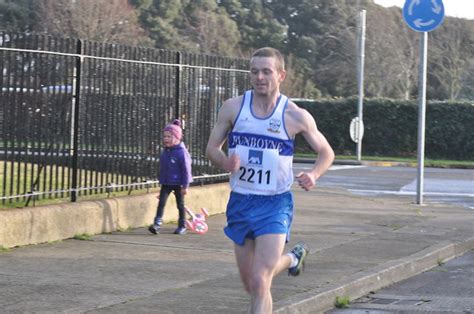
top-left (403, 0), bottom-right (445, 32)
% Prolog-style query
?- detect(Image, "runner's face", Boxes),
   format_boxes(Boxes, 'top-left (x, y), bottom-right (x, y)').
top-left (249, 57), bottom-right (285, 96)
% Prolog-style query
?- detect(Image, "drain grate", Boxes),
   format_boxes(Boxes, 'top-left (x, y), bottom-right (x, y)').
top-left (370, 298), bottom-right (396, 305)
top-left (368, 297), bottom-right (430, 306)
top-left (395, 299), bottom-right (428, 306)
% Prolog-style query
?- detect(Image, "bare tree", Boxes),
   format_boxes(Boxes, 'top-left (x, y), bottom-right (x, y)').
top-left (429, 18), bottom-right (474, 100)
top-left (393, 25), bottom-right (419, 100)
top-left (365, 5), bottom-right (418, 99)
top-left (313, 1), bottom-right (359, 97)
top-left (33, 0), bottom-right (149, 46)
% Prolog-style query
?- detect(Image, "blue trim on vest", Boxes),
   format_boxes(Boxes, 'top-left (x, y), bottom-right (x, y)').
top-left (231, 92), bottom-right (247, 130)
top-left (281, 96), bottom-right (291, 139)
top-left (228, 131), bottom-right (294, 156)
top-left (250, 92), bottom-right (283, 120)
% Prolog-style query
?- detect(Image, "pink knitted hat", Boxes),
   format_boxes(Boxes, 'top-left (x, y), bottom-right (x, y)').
top-left (163, 119), bottom-right (183, 141)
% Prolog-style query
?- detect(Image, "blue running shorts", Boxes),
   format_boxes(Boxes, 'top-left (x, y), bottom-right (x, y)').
top-left (224, 191), bottom-right (294, 246)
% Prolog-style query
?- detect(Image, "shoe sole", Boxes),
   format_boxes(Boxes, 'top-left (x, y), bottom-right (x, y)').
top-left (148, 226), bottom-right (159, 235)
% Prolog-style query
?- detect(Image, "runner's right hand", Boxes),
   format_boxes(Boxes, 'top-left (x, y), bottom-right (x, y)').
top-left (224, 153), bottom-right (240, 173)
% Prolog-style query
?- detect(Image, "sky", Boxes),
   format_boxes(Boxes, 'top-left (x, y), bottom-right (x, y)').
top-left (374, 0), bottom-right (474, 20)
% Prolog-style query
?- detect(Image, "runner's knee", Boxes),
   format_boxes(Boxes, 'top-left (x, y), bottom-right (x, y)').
top-left (249, 272), bottom-right (272, 296)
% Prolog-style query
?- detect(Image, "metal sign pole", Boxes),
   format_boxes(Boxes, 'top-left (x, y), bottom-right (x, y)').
top-left (356, 9), bottom-right (366, 162)
top-left (416, 32), bottom-right (428, 205)
top-left (402, 0), bottom-right (444, 205)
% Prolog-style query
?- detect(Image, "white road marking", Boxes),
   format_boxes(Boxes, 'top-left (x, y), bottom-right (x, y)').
top-left (330, 165), bottom-right (366, 171)
top-left (401, 179), bottom-right (474, 194)
top-left (293, 165), bottom-right (366, 171)
top-left (348, 189), bottom-right (474, 198)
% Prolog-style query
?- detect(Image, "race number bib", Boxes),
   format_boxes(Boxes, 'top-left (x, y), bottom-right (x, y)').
top-left (234, 145), bottom-right (278, 193)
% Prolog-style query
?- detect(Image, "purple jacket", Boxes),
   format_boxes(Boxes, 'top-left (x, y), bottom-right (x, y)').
top-left (159, 142), bottom-right (193, 188)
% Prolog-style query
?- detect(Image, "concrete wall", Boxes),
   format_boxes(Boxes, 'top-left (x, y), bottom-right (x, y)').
top-left (0, 183), bottom-right (230, 249)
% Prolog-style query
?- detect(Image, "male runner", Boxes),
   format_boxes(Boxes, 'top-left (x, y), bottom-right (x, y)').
top-left (206, 47), bottom-right (334, 313)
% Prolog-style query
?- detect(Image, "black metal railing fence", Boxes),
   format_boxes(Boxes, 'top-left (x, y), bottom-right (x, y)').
top-left (0, 32), bottom-right (250, 206)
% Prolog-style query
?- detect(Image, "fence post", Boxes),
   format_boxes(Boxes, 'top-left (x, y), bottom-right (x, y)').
top-left (175, 51), bottom-right (182, 121)
top-left (70, 39), bottom-right (82, 202)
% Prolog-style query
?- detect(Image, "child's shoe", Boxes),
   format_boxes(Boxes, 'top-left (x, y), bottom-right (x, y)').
top-left (174, 226), bottom-right (187, 235)
top-left (148, 224), bottom-right (161, 235)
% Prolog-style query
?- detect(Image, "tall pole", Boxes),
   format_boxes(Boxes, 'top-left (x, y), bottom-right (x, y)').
top-left (416, 32), bottom-right (428, 205)
top-left (71, 39), bottom-right (82, 202)
top-left (356, 10), bottom-right (366, 162)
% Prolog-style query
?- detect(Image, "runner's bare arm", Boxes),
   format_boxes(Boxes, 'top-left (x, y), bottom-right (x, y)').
top-left (206, 98), bottom-right (241, 172)
top-left (288, 106), bottom-right (335, 191)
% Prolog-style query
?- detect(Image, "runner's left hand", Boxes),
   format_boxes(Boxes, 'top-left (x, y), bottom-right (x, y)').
top-left (296, 172), bottom-right (316, 191)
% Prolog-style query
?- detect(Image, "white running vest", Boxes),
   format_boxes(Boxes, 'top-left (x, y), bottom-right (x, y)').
top-left (228, 90), bottom-right (294, 195)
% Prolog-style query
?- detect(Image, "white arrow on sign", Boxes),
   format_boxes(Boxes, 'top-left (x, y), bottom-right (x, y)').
top-left (414, 18), bottom-right (435, 27)
top-left (408, 0), bottom-right (420, 15)
top-left (431, 0), bottom-right (442, 14)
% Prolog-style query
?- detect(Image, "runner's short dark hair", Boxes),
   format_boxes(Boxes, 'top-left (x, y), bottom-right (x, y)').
top-left (251, 47), bottom-right (285, 72)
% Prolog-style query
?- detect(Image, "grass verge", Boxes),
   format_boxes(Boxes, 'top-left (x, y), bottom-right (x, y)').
top-left (335, 295), bottom-right (350, 308)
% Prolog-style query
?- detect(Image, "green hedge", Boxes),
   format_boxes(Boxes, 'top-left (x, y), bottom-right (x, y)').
top-left (295, 97), bottom-right (473, 160)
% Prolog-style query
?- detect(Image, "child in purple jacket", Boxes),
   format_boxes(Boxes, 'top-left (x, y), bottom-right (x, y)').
top-left (149, 119), bottom-right (193, 235)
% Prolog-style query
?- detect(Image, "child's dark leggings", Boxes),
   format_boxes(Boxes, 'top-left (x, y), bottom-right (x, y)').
top-left (154, 185), bottom-right (185, 227)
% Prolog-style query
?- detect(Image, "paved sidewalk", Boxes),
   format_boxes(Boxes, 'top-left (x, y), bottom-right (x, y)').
top-left (0, 186), bottom-right (473, 313)
top-left (328, 250), bottom-right (474, 313)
